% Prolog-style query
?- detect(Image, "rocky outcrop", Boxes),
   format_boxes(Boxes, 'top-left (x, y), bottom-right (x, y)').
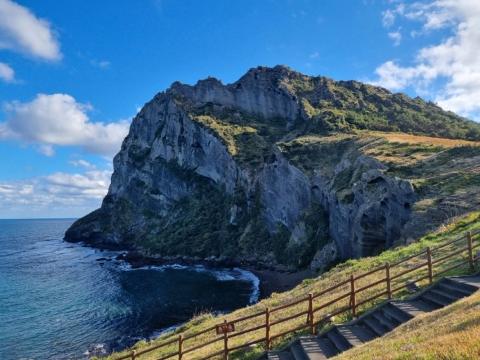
top-left (169, 66), bottom-right (302, 124)
top-left (65, 65), bottom-right (476, 270)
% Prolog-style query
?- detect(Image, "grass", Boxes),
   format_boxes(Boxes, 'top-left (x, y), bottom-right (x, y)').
top-left (365, 131), bottom-right (480, 148)
top-left (101, 211), bottom-right (480, 360)
top-left (192, 115), bottom-right (257, 156)
top-left (336, 288), bottom-right (480, 360)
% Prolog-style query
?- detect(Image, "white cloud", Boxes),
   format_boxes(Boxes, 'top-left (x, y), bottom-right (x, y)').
top-left (0, 169), bottom-right (111, 218)
top-left (388, 30), bottom-right (402, 46)
top-left (90, 59), bottom-right (111, 69)
top-left (0, 93), bottom-right (130, 157)
top-left (309, 51), bottom-right (320, 59)
top-left (373, 0), bottom-right (480, 120)
top-left (70, 159), bottom-right (96, 169)
top-left (0, 61), bottom-right (14, 82)
top-left (38, 144), bottom-right (55, 157)
top-left (381, 3), bottom-right (405, 28)
top-left (382, 9), bottom-right (396, 27)
top-left (0, 0), bottom-right (61, 60)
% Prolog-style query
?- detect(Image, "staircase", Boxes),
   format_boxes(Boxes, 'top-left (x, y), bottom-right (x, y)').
top-left (266, 274), bottom-right (480, 360)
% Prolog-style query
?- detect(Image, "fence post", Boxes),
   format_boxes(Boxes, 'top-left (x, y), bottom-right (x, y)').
top-left (385, 263), bottom-right (392, 299)
top-left (426, 247), bottom-right (433, 284)
top-left (130, 350), bottom-right (136, 360)
top-left (308, 293), bottom-right (315, 335)
top-left (265, 308), bottom-right (270, 350)
top-left (223, 320), bottom-right (229, 360)
top-left (350, 274), bottom-right (356, 317)
top-left (178, 334), bottom-right (183, 360)
top-left (467, 231), bottom-right (475, 271)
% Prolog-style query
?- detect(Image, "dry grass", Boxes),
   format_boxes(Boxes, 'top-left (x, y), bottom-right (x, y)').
top-left (337, 288), bottom-right (480, 360)
top-left (192, 115), bottom-right (256, 155)
top-left (365, 131), bottom-right (480, 148)
top-left (101, 212), bottom-right (480, 360)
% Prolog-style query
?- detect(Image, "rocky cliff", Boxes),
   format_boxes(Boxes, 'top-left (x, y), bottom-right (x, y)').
top-left (65, 65), bottom-right (480, 270)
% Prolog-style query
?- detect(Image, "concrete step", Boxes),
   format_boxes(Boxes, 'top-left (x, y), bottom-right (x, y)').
top-left (290, 341), bottom-right (309, 360)
top-left (325, 327), bottom-right (352, 352)
top-left (315, 337), bottom-right (340, 358)
top-left (298, 337), bottom-right (331, 360)
top-left (421, 292), bottom-right (451, 307)
top-left (391, 299), bottom-right (436, 317)
top-left (267, 274), bottom-right (480, 359)
top-left (443, 277), bottom-right (479, 293)
top-left (361, 316), bottom-right (389, 336)
top-left (371, 311), bottom-right (399, 331)
top-left (337, 325), bottom-right (376, 346)
top-left (429, 288), bottom-right (462, 302)
top-left (382, 303), bottom-right (413, 323)
top-left (268, 352), bottom-right (294, 360)
top-left (437, 282), bottom-right (473, 298)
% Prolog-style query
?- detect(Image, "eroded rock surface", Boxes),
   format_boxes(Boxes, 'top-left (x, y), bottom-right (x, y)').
top-left (65, 65), bottom-right (480, 270)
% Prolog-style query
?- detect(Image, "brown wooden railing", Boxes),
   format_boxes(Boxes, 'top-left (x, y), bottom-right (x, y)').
top-left (114, 230), bottom-right (480, 360)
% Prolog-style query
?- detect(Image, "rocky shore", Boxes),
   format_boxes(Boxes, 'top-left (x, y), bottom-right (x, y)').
top-left (115, 250), bottom-right (314, 298)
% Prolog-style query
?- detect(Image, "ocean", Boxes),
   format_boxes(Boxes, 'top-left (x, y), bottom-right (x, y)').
top-left (0, 218), bottom-right (258, 360)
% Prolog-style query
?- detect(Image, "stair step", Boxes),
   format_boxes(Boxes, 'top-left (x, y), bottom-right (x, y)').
top-left (298, 337), bottom-right (330, 360)
top-left (337, 325), bottom-right (376, 346)
top-left (382, 303), bottom-right (412, 323)
top-left (421, 292), bottom-right (451, 307)
top-left (429, 288), bottom-right (461, 302)
top-left (325, 327), bottom-right (352, 352)
top-left (437, 282), bottom-right (474, 297)
top-left (268, 352), bottom-right (294, 360)
top-left (371, 311), bottom-right (399, 330)
top-left (316, 337), bottom-right (340, 358)
top-left (443, 277), bottom-right (479, 293)
top-left (361, 316), bottom-right (389, 336)
top-left (290, 342), bottom-right (309, 360)
top-left (391, 300), bottom-right (436, 316)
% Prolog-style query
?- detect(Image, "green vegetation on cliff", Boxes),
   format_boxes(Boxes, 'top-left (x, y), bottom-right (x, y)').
top-left (281, 71), bottom-right (480, 140)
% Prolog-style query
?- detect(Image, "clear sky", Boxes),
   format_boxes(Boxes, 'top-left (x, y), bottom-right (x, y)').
top-left (0, 0), bottom-right (478, 218)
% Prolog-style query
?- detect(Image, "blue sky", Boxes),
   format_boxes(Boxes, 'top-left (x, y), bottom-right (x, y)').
top-left (0, 0), bottom-right (479, 218)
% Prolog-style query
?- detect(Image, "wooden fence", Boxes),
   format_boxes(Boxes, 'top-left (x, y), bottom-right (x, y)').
top-left (115, 230), bottom-right (480, 360)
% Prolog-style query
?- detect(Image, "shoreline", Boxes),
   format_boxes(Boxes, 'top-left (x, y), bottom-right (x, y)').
top-left (115, 250), bottom-right (314, 299)
top-left (248, 267), bottom-right (315, 298)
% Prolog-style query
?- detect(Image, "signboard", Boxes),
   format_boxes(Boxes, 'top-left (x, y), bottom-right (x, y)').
top-left (215, 322), bottom-right (235, 335)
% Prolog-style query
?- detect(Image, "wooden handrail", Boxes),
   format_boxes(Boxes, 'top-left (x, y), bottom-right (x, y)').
top-left (113, 230), bottom-right (479, 360)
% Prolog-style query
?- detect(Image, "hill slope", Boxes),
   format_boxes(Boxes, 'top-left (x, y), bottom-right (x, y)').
top-left (101, 211), bottom-right (480, 360)
top-left (65, 65), bottom-right (480, 270)
top-left (336, 289), bottom-right (480, 360)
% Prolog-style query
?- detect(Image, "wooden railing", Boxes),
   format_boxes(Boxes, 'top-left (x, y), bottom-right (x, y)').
top-left (114, 230), bottom-right (480, 360)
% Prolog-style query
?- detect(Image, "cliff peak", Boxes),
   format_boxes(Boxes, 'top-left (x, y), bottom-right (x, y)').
top-left (65, 66), bottom-right (480, 272)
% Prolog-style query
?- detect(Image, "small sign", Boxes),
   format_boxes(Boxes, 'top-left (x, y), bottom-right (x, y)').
top-left (216, 322), bottom-right (235, 335)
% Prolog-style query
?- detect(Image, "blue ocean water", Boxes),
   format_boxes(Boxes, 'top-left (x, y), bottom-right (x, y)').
top-left (0, 219), bottom-right (258, 360)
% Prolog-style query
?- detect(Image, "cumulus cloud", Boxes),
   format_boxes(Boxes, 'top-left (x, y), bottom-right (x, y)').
top-left (388, 30), bottom-right (402, 46)
top-left (0, 169), bottom-right (111, 218)
top-left (373, 0), bottom-right (480, 120)
top-left (0, 93), bottom-right (130, 157)
top-left (0, 61), bottom-right (14, 82)
top-left (0, 0), bottom-right (61, 60)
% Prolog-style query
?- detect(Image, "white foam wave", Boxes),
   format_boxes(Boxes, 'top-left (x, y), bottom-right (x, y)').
top-left (115, 260), bottom-right (260, 304)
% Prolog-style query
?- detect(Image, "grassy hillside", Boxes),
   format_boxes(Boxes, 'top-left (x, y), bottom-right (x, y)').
top-left (336, 289), bottom-right (480, 360)
top-left (279, 70), bottom-right (480, 141)
top-left (102, 211), bottom-right (480, 360)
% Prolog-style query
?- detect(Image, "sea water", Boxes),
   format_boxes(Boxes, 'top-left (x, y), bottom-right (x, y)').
top-left (0, 219), bottom-right (258, 359)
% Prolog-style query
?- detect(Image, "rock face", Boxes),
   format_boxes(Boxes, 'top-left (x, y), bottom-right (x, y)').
top-left (65, 65), bottom-right (480, 270)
